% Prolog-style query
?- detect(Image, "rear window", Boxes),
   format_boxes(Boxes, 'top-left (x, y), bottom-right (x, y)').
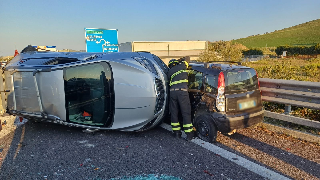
top-left (225, 69), bottom-right (258, 94)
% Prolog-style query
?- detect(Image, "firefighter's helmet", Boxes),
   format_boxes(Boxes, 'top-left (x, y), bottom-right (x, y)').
top-left (168, 59), bottom-right (179, 68)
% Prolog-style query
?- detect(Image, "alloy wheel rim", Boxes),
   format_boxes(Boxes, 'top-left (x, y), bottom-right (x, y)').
top-left (198, 121), bottom-right (209, 141)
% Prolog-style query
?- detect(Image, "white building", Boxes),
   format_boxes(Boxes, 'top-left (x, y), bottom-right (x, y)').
top-left (119, 41), bottom-right (208, 64)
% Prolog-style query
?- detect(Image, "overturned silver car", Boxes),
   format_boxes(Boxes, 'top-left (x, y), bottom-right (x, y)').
top-left (3, 52), bottom-right (169, 131)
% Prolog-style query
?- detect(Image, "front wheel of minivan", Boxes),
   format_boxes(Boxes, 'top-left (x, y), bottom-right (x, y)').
top-left (195, 115), bottom-right (217, 143)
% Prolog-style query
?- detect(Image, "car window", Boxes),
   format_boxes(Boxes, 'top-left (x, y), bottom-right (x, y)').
top-left (225, 69), bottom-right (258, 93)
top-left (205, 75), bottom-right (218, 94)
top-left (188, 71), bottom-right (203, 90)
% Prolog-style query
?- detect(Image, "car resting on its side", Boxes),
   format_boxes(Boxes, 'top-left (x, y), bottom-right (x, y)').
top-left (3, 51), bottom-right (169, 131)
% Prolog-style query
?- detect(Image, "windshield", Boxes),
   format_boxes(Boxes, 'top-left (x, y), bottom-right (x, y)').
top-left (225, 69), bottom-right (258, 94)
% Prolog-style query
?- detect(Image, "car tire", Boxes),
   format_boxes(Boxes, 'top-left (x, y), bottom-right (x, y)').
top-left (195, 115), bottom-right (217, 143)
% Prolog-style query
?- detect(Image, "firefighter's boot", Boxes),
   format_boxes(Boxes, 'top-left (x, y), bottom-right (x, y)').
top-left (185, 131), bottom-right (195, 141)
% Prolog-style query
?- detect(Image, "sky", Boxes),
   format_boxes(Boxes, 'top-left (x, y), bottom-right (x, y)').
top-left (0, 0), bottom-right (320, 57)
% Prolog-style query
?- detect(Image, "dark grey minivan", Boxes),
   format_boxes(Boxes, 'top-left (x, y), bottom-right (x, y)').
top-left (188, 62), bottom-right (264, 142)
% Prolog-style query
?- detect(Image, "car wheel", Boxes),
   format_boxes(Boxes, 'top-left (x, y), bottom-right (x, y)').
top-left (195, 115), bottom-right (217, 143)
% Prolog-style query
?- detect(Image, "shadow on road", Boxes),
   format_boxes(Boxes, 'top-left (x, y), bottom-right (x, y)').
top-left (0, 123), bottom-right (25, 178)
top-left (229, 133), bottom-right (320, 178)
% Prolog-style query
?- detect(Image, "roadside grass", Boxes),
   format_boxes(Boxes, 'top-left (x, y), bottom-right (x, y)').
top-left (242, 58), bottom-right (320, 82)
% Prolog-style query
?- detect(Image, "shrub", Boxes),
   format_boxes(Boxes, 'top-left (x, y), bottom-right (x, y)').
top-left (199, 41), bottom-right (243, 62)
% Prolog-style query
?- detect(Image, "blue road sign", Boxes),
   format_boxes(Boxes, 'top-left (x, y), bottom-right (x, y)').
top-left (85, 28), bottom-right (119, 53)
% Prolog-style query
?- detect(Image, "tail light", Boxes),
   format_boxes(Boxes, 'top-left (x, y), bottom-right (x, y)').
top-left (216, 72), bottom-right (225, 112)
top-left (254, 70), bottom-right (261, 95)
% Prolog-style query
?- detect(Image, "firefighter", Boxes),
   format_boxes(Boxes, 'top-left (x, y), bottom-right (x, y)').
top-left (168, 56), bottom-right (195, 140)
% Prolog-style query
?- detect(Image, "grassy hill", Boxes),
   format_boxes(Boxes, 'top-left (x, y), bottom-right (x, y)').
top-left (233, 19), bottom-right (320, 48)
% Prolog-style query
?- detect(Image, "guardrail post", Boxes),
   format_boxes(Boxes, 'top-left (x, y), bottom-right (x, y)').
top-left (284, 104), bottom-right (291, 115)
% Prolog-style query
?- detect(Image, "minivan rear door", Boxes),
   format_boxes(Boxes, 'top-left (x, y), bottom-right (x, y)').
top-left (224, 68), bottom-right (262, 114)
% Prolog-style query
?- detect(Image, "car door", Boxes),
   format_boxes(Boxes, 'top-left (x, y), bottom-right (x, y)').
top-left (188, 70), bottom-right (204, 120)
top-left (63, 62), bottom-right (114, 127)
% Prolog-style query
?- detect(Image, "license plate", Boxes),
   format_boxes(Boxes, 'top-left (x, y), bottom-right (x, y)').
top-left (238, 100), bottom-right (256, 110)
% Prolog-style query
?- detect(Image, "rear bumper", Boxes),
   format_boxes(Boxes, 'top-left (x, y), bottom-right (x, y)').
top-left (215, 109), bottom-right (264, 133)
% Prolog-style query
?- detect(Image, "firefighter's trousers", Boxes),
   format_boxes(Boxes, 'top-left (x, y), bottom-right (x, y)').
top-left (169, 90), bottom-right (193, 133)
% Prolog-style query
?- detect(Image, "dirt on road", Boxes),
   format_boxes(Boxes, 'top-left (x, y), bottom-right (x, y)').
top-left (0, 115), bottom-right (17, 167)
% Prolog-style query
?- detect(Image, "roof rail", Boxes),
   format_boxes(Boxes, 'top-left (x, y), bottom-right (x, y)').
top-left (190, 61), bottom-right (241, 65)
top-left (207, 61), bottom-right (241, 65)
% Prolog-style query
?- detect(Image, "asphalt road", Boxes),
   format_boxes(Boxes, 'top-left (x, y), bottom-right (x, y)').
top-left (0, 120), bottom-right (292, 180)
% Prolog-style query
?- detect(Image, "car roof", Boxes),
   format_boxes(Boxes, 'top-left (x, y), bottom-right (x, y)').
top-left (190, 62), bottom-right (251, 75)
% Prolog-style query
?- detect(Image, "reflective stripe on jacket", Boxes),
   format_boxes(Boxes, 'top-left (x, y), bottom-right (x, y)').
top-left (168, 62), bottom-right (189, 89)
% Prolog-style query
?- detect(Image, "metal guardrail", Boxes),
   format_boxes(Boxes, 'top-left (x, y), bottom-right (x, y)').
top-left (259, 78), bottom-right (320, 129)
top-left (242, 55), bottom-right (269, 62)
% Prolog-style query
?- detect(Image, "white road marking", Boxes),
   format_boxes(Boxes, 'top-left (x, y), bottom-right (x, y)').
top-left (160, 122), bottom-right (173, 132)
top-left (160, 123), bottom-right (290, 180)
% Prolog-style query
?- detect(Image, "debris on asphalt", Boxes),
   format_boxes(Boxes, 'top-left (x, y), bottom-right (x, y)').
top-left (14, 116), bottom-right (28, 127)
top-left (53, 172), bottom-right (63, 176)
top-left (82, 129), bottom-right (99, 133)
top-left (110, 174), bottom-right (182, 180)
top-left (204, 170), bottom-right (214, 176)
